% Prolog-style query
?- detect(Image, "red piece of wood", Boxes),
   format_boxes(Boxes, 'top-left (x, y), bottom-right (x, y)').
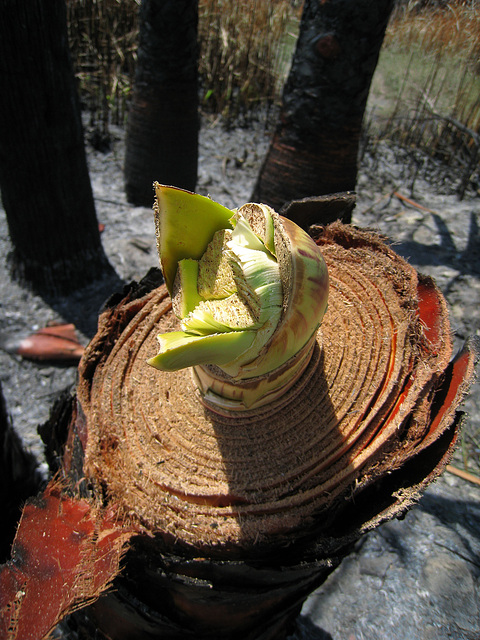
top-left (0, 482), bottom-right (136, 640)
top-left (16, 324), bottom-right (85, 361)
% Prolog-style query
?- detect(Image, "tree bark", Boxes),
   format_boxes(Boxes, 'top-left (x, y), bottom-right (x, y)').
top-left (67, 225), bottom-right (476, 637)
top-left (124, 0), bottom-right (199, 207)
top-left (252, 0), bottom-right (395, 218)
top-left (0, 382), bottom-right (40, 563)
top-left (0, 0), bottom-right (111, 295)
top-left (0, 220), bottom-right (477, 638)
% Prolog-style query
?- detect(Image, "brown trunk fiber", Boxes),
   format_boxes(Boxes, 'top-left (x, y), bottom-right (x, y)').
top-left (252, 0), bottom-right (395, 217)
top-left (73, 224), bottom-right (470, 555)
top-left (60, 224), bottom-right (476, 636)
top-left (1, 220), bottom-right (477, 639)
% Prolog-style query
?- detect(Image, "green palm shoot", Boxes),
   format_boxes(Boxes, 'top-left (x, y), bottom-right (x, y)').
top-left (148, 184), bottom-right (329, 411)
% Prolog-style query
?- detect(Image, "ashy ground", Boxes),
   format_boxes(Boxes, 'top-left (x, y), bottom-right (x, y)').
top-left (0, 116), bottom-right (479, 640)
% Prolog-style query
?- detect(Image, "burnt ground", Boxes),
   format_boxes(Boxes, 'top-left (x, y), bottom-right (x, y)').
top-left (1, 115), bottom-right (479, 639)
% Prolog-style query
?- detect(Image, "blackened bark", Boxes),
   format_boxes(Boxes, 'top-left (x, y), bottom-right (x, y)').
top-left (279, 192), bottom-right (356, 232)
top-left (0, 0), bottom-right (111, 295)
top-left (252, 0), bottom-right (394, 219)
top-left (0, 382), bottom-right (40, 562)
top-left (124, 0), bottom-right (199, 207)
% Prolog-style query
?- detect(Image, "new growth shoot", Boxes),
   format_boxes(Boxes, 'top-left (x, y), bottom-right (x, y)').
top-left (148, 185), bottom-right (329, 412)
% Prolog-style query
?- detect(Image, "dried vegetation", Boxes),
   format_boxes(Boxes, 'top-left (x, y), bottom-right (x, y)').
top-left (366, 0), bottom-right (480, 197)
top-left (66, 1), bottom-right (479, 193)
top-left (65, 0), bottom-right (299, 140)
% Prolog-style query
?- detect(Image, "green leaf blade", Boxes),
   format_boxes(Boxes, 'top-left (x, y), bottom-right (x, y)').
top-left (147, 330), bottom-right (256, 372)
top-left (154, 184), bottom-right (233, 292)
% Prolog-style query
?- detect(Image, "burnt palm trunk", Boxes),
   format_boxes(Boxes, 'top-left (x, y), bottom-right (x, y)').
top-left (0, 383), bottom-right (40, 563)
top-left (0, 217), bottom-right (477, 639)
top-left (0, 0), bottom-right (111, 295)
top-left (65, 223), bottom-right (477, 638)
top-left (252, 0), bottom-right (394, 217)
top-left (124, 0), bottom-right (199, 207)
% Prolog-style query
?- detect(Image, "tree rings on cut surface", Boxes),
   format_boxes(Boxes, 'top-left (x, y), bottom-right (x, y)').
top-left (76, 222), bottom-right (477, 555)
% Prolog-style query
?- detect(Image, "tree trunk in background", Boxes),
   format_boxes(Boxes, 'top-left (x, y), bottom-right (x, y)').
top-left (0, 0), bottom-right (111, 296)
top-left (124, 0), bottom-right (199, 207)
top-left (252, 0), bottom-right (395, 219)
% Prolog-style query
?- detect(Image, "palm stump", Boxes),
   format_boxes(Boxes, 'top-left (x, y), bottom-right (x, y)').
top-left (1, 199), bottom-right (477, 640)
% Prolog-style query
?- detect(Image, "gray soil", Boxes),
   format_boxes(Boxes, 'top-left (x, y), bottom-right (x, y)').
top-left (1, 115), bottom-right (479, 639)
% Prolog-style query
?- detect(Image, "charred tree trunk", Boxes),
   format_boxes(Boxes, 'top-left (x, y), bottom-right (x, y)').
top-left (0, 0), bottom-right (111, 296)
top-left (0, 383), bottom-right (40, 563)
top-left (124, 0), bottom-right (199, 207)
top-left (1, 191), bottom-right (478, 638)
top-left (252, 0), bottom-right (395, 218)
top-left (2, 217), bottom-right (477, 639)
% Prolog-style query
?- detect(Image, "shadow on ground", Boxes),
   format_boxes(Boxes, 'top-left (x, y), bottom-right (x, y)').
top-left (394, 210), bottom-right (480, 283)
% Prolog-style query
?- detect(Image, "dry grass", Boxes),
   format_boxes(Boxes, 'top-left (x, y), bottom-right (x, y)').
top-left (367, 0), bottom-right (480, 197)
top-left (198, 0), bottom-right (299, 122)
top-left (66, 0), bottom-right (139, 140)
top-left (386, 0), bottom-right (479, 58)
top-left (65, 0), bottom-right (299, 140)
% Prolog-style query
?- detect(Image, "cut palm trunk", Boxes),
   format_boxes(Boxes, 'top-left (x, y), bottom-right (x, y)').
top-left (0, 199), bottom-right (477, 640)
top-left (0, 382), bottom-right (41, 563)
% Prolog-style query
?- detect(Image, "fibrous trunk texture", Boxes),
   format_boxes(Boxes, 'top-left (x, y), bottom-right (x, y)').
top-left (124, 0), bottom-right (199, 207)
top-left (1, 223), bottom-right (477, 640)
top-left (251, 0), bottom-right (394, 215)
top-left (69, 225), bottom-right (477, 635)
top-left (75, 223), bottom-right (473, 554)
top-left (0, 0), bottom-right (110, 295)
top-left (0, 483), bottom-right (135, 640)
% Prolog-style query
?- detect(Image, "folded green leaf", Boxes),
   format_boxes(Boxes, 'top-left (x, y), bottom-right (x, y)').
top-left (154, 183), bottom-right (233, 292)
top-left (147, 330), bottom-right (256, 372)
top-left (149, 186), bottom-right (329, 410)
top-left (172, 259), bottom-right (203, 317)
